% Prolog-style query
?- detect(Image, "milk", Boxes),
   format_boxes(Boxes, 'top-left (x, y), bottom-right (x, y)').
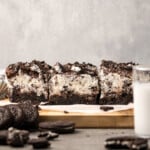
top-left (133, 82), bottom-right (150, 137)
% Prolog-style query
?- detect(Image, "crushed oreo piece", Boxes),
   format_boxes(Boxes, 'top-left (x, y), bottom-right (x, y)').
top-left (105, 136), bottom-right (148, 150)
top-left (100, 106), bottom-right (114, 111)
top-left (64, 110), bottom-right (69, 114)
top-left (7, 127), bottom-right (29, 147)
top-left (38, 131), bottom-right (59, 140)
top-left (28, 138), bottom-right (50, 149)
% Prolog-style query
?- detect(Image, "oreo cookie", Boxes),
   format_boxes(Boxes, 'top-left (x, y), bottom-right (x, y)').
top-left (39, 120), bottom-right (75, 134)
top-left (20, 101), bottom-right (39, 128)
top-left (38, 131), bottom-right (59, 140)
top-left (5, 104), bottom-right (24, 127)
top-left (0, 106), bottom-right (12, 129)
top-left (105, 136), bottom-right (148, 150)
top-left (0, 130), bottom-right (8, 145)
top-left (28, 138), bottom-right (50, 148)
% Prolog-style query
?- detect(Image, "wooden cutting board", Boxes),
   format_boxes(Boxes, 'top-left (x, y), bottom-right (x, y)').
top-left (39, 108), bottom-right (134, 128)
top-left (0, 99), bottom-right (134, 128)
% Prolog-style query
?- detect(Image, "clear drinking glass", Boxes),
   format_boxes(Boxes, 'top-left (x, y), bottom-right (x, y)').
top-left (133, 65), bottom-right (150, 138)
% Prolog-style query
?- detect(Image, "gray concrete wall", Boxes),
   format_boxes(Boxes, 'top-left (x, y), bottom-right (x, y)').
top-left (0, 0), bottom-right (149, 68)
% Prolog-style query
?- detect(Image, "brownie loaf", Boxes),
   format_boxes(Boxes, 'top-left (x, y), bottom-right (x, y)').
top-left (5, 59), bottom-right (135, 105)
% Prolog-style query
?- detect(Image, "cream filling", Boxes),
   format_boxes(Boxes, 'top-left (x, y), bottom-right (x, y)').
top-left (49, 74), bottom-right (99, 96)
top-left (8, 72), bottom-right (48, 98)
top-left (100, 70), bottom-right (131, 98)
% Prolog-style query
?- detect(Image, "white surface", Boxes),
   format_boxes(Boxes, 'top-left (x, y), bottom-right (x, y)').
top-left (0, 1), bottom-right (149, 67)
top-left (0, 99), bottom-right (133, 114)
top-left (133, 82), bottom-right (150, 137)
top-left (40, 103), bottom-right (133, 114)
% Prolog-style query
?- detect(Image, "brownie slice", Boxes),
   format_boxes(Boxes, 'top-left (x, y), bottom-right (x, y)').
top-left (49, 62), bottom-right (100, 104)
top-left (6, 60), bottom-right (53, 103)
top-left (99, 60), bottom-right (135, 105)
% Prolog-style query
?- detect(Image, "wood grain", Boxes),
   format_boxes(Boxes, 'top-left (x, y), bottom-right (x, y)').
top-left (39, 108), bottom-right (134, 128)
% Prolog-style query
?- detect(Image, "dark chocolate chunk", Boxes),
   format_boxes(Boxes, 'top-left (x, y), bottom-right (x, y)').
top-left (38, 131), bottom-right (59, 140)
top-left (105, 136), bottom-right (148, 150)
top-left (100, 106), bottom-right (114, 111)
top-left (28, 138), bottom-right (50, 149)
top-left (0, 106), bottom-right (12, 129)
top-left (39, 120), bottom-right (75, 134)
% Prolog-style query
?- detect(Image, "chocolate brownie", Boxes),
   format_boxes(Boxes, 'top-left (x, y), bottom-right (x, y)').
top-left (6, 60), bottom-right (53, 103)
top-left (49, 62), bottom-right (100, 104)
top-left (39, 120), bottom-right (75, 134)
top-left (105, 136), bottom-right (148, 150)
top-left (28, 138), bottom-right (50, 148)
top-left (99, 60), bottom-right (135, 104)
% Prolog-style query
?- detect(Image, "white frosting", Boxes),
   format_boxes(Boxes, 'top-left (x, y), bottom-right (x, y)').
top-left (49, 74), bottom-right (99, 96)
top-left (8, 71), bottom-right (48, 98)
top-left (100, 70), bottom-right (131, 98)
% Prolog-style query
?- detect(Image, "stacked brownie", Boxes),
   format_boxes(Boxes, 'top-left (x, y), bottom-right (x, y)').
top-left (5, 60), bottom-right (135, 105)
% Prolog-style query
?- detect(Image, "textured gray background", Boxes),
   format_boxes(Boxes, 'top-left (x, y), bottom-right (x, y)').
top-left (0, 0), bottom-right (149, 68)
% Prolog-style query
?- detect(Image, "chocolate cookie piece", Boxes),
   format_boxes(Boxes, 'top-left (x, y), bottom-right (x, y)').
top-left (28, 138), bottom-right (50, 149)
top-left (20, 101), bottom-right (39, 129)
top-left (5, 104), bottom-right (24, 127)
top-left (38, 131), bottom-right (59, 140)
top-left (7, 127), bottom-right (29, 147)
top-left (19, 130), bottom-right (30, 144)
top-left (105, 136), bottom-right (148, 150)
top-left (39, 121), bottom-right (75, 134)
top-left (100, 106), bottom-right (114, 111)
top-left (0, 106), bottom-right (12, 129)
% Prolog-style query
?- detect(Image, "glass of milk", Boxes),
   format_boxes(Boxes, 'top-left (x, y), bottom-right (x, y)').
top-left (133, 65), bottom-right (150, 138)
